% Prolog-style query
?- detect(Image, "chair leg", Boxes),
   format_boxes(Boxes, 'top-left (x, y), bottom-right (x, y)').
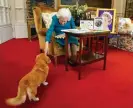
top-left (54, 56), bottom-right (57, 67)
top-left (117, 36), bottom-right (120, 49)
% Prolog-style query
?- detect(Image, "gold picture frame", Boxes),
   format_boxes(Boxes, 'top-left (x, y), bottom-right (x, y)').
top-left (96, 8), bottom-right (116, 33)
top-left (57, 0), bottom-right (77, 8)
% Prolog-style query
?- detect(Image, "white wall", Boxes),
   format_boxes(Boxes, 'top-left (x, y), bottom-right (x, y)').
top-left (9, 0), bottom-right (15, 38)
top-left (113, 0), bottom-right (126, 16)
top-left (0, 25), bottom-right (13, 44)
top-left (54, 0), bottom-right (57, 9)
top-left (0, 0), bottom-right (13, 44)
top-left (10, 0), bottom-right (28, 38)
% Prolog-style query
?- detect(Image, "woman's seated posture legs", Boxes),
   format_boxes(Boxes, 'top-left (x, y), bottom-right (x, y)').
top-left (68, 44), bottom-right (78, 65)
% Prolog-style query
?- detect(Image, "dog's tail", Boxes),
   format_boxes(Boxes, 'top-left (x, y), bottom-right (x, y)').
top-left (5, 86), bottom-right (26, 106)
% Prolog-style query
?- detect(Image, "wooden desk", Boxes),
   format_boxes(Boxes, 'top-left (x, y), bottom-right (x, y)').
top-left (64, 30), bottom-right (110, 80)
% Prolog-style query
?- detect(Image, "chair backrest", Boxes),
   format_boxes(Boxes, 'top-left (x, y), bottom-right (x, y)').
top-left (33, 5), bottom-right (56, 33)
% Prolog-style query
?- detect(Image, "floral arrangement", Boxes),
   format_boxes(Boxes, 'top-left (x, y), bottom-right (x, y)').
top-left (68, 4), bottom-right (88, 19)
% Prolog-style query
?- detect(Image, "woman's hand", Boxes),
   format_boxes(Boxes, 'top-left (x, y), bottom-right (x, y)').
top-left (44, 41), bottom-right (49, 55)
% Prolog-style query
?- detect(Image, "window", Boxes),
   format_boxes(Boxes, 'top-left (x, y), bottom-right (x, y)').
top-left (0, 0), bottom-right (10, 25)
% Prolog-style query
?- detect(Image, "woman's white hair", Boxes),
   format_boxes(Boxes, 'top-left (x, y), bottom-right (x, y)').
top-left (56, 8), bottom-right (72, 21)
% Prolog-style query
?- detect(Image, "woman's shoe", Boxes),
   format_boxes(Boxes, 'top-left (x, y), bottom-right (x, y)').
top-left (68, 55), bottom-right (78, 66)
top-left (68, 60), bottom-right (77, 66)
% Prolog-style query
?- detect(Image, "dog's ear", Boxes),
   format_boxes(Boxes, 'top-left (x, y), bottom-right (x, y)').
top-left (35, 55), bottom-right (39, 61)
top-left (36, 53), bottom-right (43, 61)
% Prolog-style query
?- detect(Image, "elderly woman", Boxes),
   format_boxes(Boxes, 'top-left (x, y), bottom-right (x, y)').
top-left (44, 8), bottom-right (78, 65)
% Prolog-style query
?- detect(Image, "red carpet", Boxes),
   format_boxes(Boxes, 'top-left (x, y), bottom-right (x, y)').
top-left (0, 39), bottom-right (133, 108)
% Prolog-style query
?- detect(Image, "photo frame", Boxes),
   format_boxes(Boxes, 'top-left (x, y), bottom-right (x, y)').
top-left (118, 17), bottom-right (132, 34)
top-left (85, 8), bottom-right (97, 19)
top-left (94, 17), bottom-right (104, 31)
top-left (96, 8), bottom-right (116, 33)
top-left (80, 20), bottom-right (94, 30)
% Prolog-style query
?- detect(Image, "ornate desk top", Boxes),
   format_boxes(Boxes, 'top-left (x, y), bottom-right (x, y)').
top-left (62, 29), bottom-right (110, 37)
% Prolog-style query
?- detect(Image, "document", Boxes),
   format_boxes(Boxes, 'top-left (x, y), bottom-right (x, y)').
top-left (80, 20), bottom-right (94, 30)
top-left (61, 29), bottom-right (91, 34)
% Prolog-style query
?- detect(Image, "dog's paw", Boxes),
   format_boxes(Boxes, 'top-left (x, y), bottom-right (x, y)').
top-left (33, 97), bottom-right (39, 101)
top-left (29, 97), bottom-right (32, 101)
top-left (43, 82), bottom-right (48, 86)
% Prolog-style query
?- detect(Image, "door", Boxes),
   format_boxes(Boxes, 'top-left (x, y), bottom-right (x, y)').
top-left (0, 0), bottom-right (13, 44)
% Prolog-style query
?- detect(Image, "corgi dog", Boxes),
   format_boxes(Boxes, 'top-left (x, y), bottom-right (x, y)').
top-left (6, 53), bottom-right (51, 106)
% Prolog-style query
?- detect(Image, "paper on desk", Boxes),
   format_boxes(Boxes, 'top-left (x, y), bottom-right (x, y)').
top-left (61, 29), bottom-right (91, 33)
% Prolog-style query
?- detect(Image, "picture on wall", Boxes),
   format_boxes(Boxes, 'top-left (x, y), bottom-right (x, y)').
top-left (96, 8), bottom-right (116, 33)
top-left (26, 0), bottom-right (54, 18)
top-left (30, 0), bottom-right (54, 7)
top-left (59, 0), bottom-right (77, 6)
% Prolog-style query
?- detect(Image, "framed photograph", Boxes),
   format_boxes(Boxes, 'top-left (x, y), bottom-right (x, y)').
top-left (94, 17), bottom-right (104, 30)
top-left (85, 8), bottom-right (97, 19)
top-left (118, 17), bottom-right (132, 34)
top-left (96, 8), bottom-right (116, 33)
top-left (29, 0), bottom-right (54, 7)
top-left (58, 0), bottom-right (76, 8)
top-left (80, 20), bottom-right (94, 30)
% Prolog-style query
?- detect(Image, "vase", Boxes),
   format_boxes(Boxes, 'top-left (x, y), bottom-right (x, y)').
top-left (75, 15), bottom-right (80, 26)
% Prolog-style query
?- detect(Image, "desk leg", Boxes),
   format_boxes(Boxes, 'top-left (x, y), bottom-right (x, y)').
top-left (117, 35), bottom-right (120, 49)
top-left (103, 35), bottom-right (108, 70)
top-left (87, 37), bottom-right (91, 52)
top-left (90, 37), bottom-right (93, 52)
top-left (95, 36), bottom-right (99, 54)
top-left (78, 38), bottom-right (83, 80)
top-left (78, 66), bottom-right (82, 80)
top-left (65, 34), bottom-right (69, 71)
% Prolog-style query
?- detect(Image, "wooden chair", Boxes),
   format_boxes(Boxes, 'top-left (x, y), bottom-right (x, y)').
top-left (33, 4), bottom-right (65, 66)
